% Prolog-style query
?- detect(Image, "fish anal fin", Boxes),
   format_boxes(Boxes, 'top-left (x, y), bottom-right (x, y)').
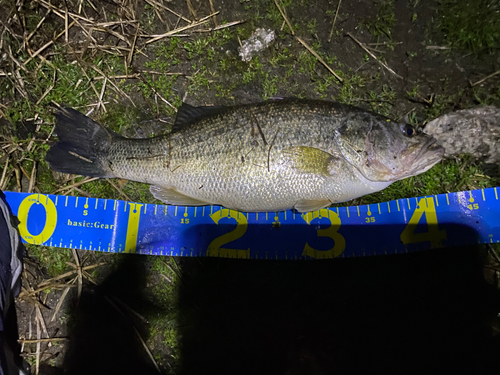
top-left (294, 199), bottom-right (332, 213)
top-left (150, 186), bottom-right (209, 206)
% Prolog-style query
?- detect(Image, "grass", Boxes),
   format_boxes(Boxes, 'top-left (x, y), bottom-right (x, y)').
top-left (437, 0), bottom-right (500, 52)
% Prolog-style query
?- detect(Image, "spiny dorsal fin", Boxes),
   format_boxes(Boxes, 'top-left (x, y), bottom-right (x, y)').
top-left (173, 103), bottom-right (225, 133)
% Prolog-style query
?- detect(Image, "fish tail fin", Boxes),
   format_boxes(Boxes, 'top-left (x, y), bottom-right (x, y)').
top-left (46, 107), bottom-right (120, 178)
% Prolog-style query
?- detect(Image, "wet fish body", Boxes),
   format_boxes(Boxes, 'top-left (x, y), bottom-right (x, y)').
top-left (46, 99), bottom-right (444, 212)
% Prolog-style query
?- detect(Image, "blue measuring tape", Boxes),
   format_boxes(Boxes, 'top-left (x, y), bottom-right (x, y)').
top-left (4, 188), bottom-right (500, 259)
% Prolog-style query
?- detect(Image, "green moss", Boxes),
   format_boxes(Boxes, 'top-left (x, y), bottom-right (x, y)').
top-left (148, 257), bottom-right (180, 354)
top-left (26, 244), bottom-right (73, 277)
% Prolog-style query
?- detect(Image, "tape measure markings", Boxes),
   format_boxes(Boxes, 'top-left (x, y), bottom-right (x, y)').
top-left (4, 187), bottom-right (500, 259)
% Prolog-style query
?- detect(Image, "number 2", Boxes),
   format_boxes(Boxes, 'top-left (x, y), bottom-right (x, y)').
top-left (207, 209), bottom-right (250, 258)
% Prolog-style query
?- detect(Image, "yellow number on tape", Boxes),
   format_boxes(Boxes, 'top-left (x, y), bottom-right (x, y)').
top-left (207, 209), bottom-right (250, 258)
top-left (400, 197), bottom-right (447, 248)
top-left (18, 194), bottom-right (57, 244)
top-left (302, 209), bottom-right (346, 258)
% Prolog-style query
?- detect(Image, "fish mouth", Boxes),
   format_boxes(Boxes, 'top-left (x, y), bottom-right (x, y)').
top-left (404, 136), bottom-right (445, 177)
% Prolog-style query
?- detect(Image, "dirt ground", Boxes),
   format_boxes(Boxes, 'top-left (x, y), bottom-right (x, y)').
top-left (1, 0), bottom-right (500, 374)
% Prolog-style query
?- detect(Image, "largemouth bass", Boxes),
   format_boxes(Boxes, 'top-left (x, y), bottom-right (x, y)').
top-left (46, 99), bottom-right (444, 212)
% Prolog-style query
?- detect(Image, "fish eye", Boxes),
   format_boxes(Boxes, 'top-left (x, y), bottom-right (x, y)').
top-left (401, 124), bottom-right (416, 137)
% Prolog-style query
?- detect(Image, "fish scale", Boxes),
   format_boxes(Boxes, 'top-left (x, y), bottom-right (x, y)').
top-left (46, 99), bottom-right (444, 212)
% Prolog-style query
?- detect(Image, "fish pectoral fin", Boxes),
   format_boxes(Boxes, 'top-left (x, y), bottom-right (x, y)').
top-left (150, 186), bottom-right (209, 206)
top-left (294, 199), bottom-right (332, 213)
top-left (282, 146), bottom-right (336, 175)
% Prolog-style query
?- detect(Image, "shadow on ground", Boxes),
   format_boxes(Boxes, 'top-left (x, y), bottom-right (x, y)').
top-left (62, 257), bottom-right (160, 375)
top-left (61, 245), bottom-right (500, 375)
top-left (176, 246), bottom-right (500, 375)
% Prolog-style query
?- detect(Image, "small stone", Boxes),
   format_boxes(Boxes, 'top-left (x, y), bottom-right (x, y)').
top-left (238, 28), bottom-right (276, 62)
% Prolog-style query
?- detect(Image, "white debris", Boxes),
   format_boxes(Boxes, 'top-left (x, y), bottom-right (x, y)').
top-left (425, 106), bottom-right (500, 164)
top-left (238, 28), bottom-right (276, 62)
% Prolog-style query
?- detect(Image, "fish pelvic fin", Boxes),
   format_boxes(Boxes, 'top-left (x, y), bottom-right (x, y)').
top-left (46, 107), bottom-right (120, 178)
top-left (294, 199), bottom-right (332, 213)
top-left (150, 186), bottom-right (209, 206)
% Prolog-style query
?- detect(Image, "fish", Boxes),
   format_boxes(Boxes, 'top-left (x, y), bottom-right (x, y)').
top-left (45, 99), bottom-right (444, 212)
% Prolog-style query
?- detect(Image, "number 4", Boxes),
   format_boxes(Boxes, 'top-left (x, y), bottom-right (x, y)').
top-left (400, 197), bottom-right (447, 248)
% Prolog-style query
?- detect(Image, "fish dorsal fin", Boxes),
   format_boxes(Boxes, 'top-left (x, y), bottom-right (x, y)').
top-left (282, 146), bottom-right (337, 175)
top-left (173, 103), bottom-right (225, 133)
top-left (150, 185), bottom-right (209, 206)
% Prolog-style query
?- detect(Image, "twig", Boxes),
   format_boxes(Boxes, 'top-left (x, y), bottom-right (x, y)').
top-left (347, 32), bottom-right (403, 80)
top-left (295, 36), bottom-right (343, 83)
top-left (472, 69), bottom-right (500, 87)
top-left (273, 0), bottom-right (294, 35)
top-left (328, 0), bottom-right (341, 42)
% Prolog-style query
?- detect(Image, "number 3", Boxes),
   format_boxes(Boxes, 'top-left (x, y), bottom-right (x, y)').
top-left (301, 209), bottom-right (346, 258)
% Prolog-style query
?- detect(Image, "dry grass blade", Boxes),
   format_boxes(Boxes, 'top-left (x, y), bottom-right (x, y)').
top-left (194, 19), bottom-right (245, 32)
top-left (111, 296), bottom-right (149, 323)
top-left (0, 154), bottom-right (10, 189)
top-left (472, 69), bottom-right (500, 87)
top-left (36, 315), bottom-right (40, 375)
top-left (106, 178), bottom-right (133, 201)
top-left (28, 162), bottom-right (36, 193)
top-left (51, 283), bottom-right (75, 322)
top-left (18, 282), bottom-right (76, 299)
top-left (209, 0), bottom-right (218, 26)
top-left (328, 0), bottom-right (342, 42)
top-left (18, 9), bottom-right (51, 53)
top-left (273, 0), bottom-right (294, 35)
top-left (144, 0), bottom-right (191, 23)
top-left (89, 64), bottom-right (136, 107)
top-left (186, 0), bottom-right (198, 20)
top-left (38, 262), bottom-right (105, 287)
top-left (295, 36), bottom-right (343, 83)
top-left (347, 32), bottom-right (403, 80)
top-left (19, 337), bottom-right (68, 344)
top-left (137, 73), bottom-right (177, 111)
top-left (71, 249), bottom-right (83, 301)
top-left (145, 12), bottom-right (219, 44)
top-left (52, 177), bottom-right (100, 194)
top-left (96, 77), bottom-right (107, 113)
top-left (105, 296), bottom-right (161, 373)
